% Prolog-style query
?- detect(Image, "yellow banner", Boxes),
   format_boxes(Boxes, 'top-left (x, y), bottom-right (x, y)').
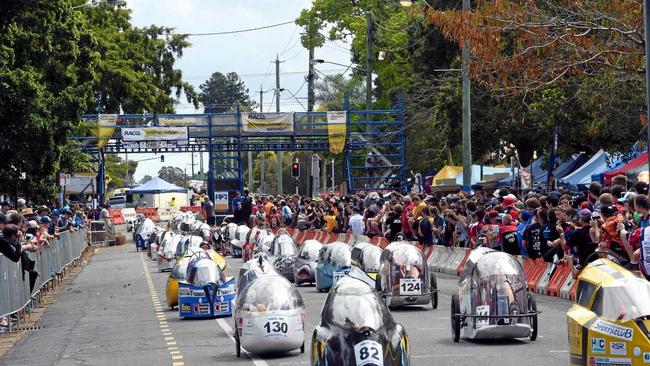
top-left (327, 111), bottom-right (347, 154)
top-left (91, 114), bottom-right (117, 149)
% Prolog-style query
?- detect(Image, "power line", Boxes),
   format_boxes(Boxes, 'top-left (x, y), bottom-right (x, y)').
top-left (183, 68), bottom-right (348, 80)
top-left (182, 20), bottom-right (295, 37)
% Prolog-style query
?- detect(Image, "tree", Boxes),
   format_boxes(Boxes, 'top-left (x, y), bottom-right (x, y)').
top-left (104, 155), bottom-right (137, 190)
top-left (0, 0), bottom-right (97, 200)
top-left (158, 166), bottom-right (187, 187)
top-left (198, 72), bottom-right (253, 113)
top-left (81, 3), bottom-right (199, 114)
top-left (315, 74), bottom-right (366, 111)
top-left (139, 175), bottom-right (153, 184)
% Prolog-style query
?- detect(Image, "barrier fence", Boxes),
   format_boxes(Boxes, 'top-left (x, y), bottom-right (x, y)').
top-left (0, 229), bottom-right (88, 331)
top-left (272, 227), bottom-right (578, 302)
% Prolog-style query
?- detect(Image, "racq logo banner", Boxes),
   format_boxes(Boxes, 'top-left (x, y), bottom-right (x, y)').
top-left (121, 127), bottom-right (188, 142)
top-left (241, 112), bottom-right (293, 133)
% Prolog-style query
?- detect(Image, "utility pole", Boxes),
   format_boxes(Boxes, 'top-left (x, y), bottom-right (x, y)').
top-left (365, 11), bottom-right (373, 112)
top-left (461, 0), bottom-right (472, 190)
top-left (191, 153), bottom-right (195, 179)
top-left (307, 20), bottom-right (316, 112)
top-left (275, 54), bottom-right (284, 195)
top-left (645, 0), bottom-right (650, 174)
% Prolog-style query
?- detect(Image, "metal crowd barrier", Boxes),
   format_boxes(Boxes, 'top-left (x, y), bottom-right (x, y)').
top-left (0, 229), bottom-right (88, 331)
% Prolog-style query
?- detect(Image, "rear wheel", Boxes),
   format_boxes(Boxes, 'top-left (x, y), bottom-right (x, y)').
top-left (235, 329), bottom-right (241, 357)
top-left (528, 293), bottom-right (538, 341)
top-left (430, 274), bottom-right (438, 309)
top-left (451, 293), bottom-right (461, 343)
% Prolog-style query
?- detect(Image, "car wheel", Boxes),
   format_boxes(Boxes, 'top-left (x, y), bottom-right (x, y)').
top-left (430, 274), bottom-right (438, 309)
top-left (300, 342), bottom-right (305, 354)
top-left (235, 329), bottom-right (241, 357)
top-left (451, 293), bottom-right (461, 343)
top-left (528, 293), bottom-right (538, 341)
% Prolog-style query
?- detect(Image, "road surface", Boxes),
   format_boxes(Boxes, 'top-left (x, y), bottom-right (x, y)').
top-left (1, 245), bottom-right (572, 366)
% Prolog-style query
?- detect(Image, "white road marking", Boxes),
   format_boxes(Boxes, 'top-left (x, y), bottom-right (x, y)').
top-left (216, 318), bottom-right (270, 366)
top-left (412, 354), bottom-right (473, 358)
top-left (549, 350), bottom-right (568, 353)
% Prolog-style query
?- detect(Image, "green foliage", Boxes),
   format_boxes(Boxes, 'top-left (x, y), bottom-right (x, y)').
top-left (198, 72), bottom-right (253, 113)
top-left (158, 166), bottom-right (188, 188)
top-left (0, 0), bottom-right (97, 200)
top-left (104, 155), bottom-right (137, 189)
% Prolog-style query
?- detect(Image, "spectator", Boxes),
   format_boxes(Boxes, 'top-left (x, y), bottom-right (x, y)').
top-left (203, 196), bottom-right (215, 226)
top-left (0, 224), bottom-right (36, 263)
top-left (500, 214), bottom-right (520, 256)
top-left (348, 207), bottom-right (365, 235)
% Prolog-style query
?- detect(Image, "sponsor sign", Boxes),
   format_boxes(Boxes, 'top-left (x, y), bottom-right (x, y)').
top-left (214, 191), bottom-right (229, 212)
top-left (589, 356), bottom-right (631, 366)
top-left (610, 342), bottom-right (626, 356)
top-left (591, 338), bottom-right (605, 353)
top-left (643, 352), bottom-right (650, 363)
top-left (157, 115), bottom-right (208, 126)
top-left (591, 319), bottom-right (633, 341)
top-left (242, 113), bottom-right (293, 133)
top-left (180, 304), bottom-right (190, 312)
top-left (121, 127), bottom-right (188, 142)
top-left (93, 114), bottom-right (118, 149)
top-left (326, 111), bottom-right (347, 154)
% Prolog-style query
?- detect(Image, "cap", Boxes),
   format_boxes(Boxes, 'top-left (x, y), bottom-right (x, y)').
top-left (487, 210), bottom-right (499, 218)
top-left (27, 220), bottom-right (38, 229)
top-left (618, 191), bottom-right (637, 203)
top-left (578, 208), bottom-right (592, 219)
top-left (52, 209), bottom-right (60, 216)
top-left (37, 205), bottom-right (50, 214)
top-left (508, 209), bottom-right (520, 221)
top-left (580, 201), bottom-right (591, 210)
top-left (40, 216), bottom-right (52, 224)
top-left (503, 194), bottom-right (517, 208)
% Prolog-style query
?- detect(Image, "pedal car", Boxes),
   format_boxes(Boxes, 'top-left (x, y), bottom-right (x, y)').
top-left (165, 248), bottom-right (228, 309)
top-left (268, 232), bottom-right (299, 282)
top-left (157, 231), bottom-right (179, 272)
top-left (243, 227), bottom-right (263, 262)
top-left (178, 250), bottom-right (236, 318)
top-left (351, 242), bottom-right (382, 284)
top-left (230, 224), bottom-right (250, 258)
top-left (451, 247), bottom-right (538, 342)
top-left (294, 240), bottom-right (323, 286)
top-left (376, 241), bottom-right (437, 309)
top-left (567, 259), bottom-right (650, 366)
top-left (135, 217), bottom-right (157, 251)
top-left (234, 273), bottom-right (306, 356)
top-left (237, 256), bottom-right (277, 296)
top-left (315, 242), bottom-right (352, 292)
top-left (256, 233), bottom-right (275, 256)
top-left (311, 276), bottom-right (411, 366)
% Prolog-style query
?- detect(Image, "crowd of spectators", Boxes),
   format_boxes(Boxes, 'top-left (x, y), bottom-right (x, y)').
top-left (233, 174), bottom-right (648, 277)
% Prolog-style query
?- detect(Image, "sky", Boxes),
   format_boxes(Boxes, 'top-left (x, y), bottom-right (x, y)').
top-left (123, 0), bottom-right (353, 182)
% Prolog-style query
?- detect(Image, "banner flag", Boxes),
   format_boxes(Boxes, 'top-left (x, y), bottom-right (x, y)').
top-left (326, 111), bottom-right (347, 154)
top-left (241, 113), bottom-right (293, 133)
top-left (91, 114), bottom-right (117, 149)
top-left (121, 127), bottom-right (188, 142)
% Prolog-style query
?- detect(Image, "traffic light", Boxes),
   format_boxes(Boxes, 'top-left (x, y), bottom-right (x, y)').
top-left (160, 155), bottom-right (165, 162)
top-left (291, 162), bottom-right (300, 178)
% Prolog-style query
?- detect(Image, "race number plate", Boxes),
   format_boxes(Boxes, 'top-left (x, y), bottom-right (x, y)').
top-left (354, 340), bottom-right (383, 366)
top-left (399, 278), bottom-right (422, 295)
top-left (262, 316), bottom-right (289, 338)
top-left (333, 271), bottom-right (346, 284)
top-left (476, 305), bottom-right (490, 329)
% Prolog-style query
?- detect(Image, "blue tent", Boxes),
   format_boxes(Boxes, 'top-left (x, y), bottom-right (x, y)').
top-left (559, 150), bottom-right (621, 190)
top-left (129, 177), bottom-right (187, 194)
top-left (535, 153), bottom-right (590, 186)
top-left (454, 165), bottom-right (512, 185)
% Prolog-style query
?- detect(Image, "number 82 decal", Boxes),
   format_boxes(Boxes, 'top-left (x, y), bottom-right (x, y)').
top-left (354, 340), bottom-right (383, 366)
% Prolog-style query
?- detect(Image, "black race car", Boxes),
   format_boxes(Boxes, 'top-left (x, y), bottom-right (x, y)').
top-left (311, 276), bottom-right (410, 366)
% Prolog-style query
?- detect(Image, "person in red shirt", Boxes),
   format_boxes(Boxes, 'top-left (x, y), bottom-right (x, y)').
top-left (499, 214), bottom-right (520, 255)
top-left (468, 209), bottom-right (485, 248)
top-left (401, 196), bottom-right (414, 239)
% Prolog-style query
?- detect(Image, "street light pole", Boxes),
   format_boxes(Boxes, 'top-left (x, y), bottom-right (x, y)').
top-left (365, 11), bottom-right (373, 111)
top-left (461, 0), bottom-right (472, 190)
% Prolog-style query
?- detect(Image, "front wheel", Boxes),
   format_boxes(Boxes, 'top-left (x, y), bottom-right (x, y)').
top-left (300, 342), bottom-right (305, 354)
top-left (430, 275), bottom-right (438, 309)
top-left (451, 293), bottom-right (461, 343)
top-left (528, 293), bottom-right (538, 341)
top-left (235, 329), bottom-right (241, 357)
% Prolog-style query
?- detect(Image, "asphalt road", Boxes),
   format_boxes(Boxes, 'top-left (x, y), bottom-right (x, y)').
top-left (1, 245), bottom-right (573, 366)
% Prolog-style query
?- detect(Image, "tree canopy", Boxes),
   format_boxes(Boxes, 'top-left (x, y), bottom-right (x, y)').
top-left (198, 71), bottom-right (253, 113)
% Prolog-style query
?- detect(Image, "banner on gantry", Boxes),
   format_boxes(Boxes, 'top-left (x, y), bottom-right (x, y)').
top-left (327, 111), bottom-right (347, 154)
top-left (91, 114), bottom-right (118, 149)
top-left (121, 127), bottom-right (188, 142)
top-left (241, 113), bottom-right (293, 133)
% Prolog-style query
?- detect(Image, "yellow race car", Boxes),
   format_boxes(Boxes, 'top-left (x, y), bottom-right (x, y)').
top-left (567, 259), bottom-right (650, 366)
top-left (166, 249), bottom-right (228, 309)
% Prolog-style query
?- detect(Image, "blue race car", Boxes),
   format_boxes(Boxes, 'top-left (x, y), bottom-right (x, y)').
top-left (315, 242), bottom-right (352, 292)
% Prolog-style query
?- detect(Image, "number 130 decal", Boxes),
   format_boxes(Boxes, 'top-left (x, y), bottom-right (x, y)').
top-left (354, 340), bottom-right (383, 366)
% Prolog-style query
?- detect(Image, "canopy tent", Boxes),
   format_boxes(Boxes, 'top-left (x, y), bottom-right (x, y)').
top-left (496, 157), bottom-right (547, 187)
top-left (130, 177), bottom-right (188, 209)
top-left (602, 152), bottom-right (648, 184)
top-left (453, 165), bottom-right (511, 186)
top-left (535, 153), bottom-right (590, 186)
top-left (432, 166), bottom-right (463, 185)
top-left (130, 177), bottom-right (187, 194)
top-left (559, 150), bottom-right (620, 189)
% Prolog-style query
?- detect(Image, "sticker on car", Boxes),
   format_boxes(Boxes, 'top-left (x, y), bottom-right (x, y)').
top-left (588, 356), bottom-right (631, 366)
top-left (333, 271), bottom-right (346, 284)
top-left (610, 342), bottom-right (626, 356)
top-left (354, 339), bottom-right (383, 366)
top-left (591, 338), bottom-right (605, 353)
top-left (476, 305), bottom-right (490, 329)
top-left (643, 352), bottom-right (650, 363)
top-left (399, 278), bottom-right (422, 295)
top-left (590, 319), bottom-right (633, 341)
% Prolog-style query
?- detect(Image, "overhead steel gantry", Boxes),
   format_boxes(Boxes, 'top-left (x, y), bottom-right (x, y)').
top-left (76, 96), bottom-right (407, 204)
